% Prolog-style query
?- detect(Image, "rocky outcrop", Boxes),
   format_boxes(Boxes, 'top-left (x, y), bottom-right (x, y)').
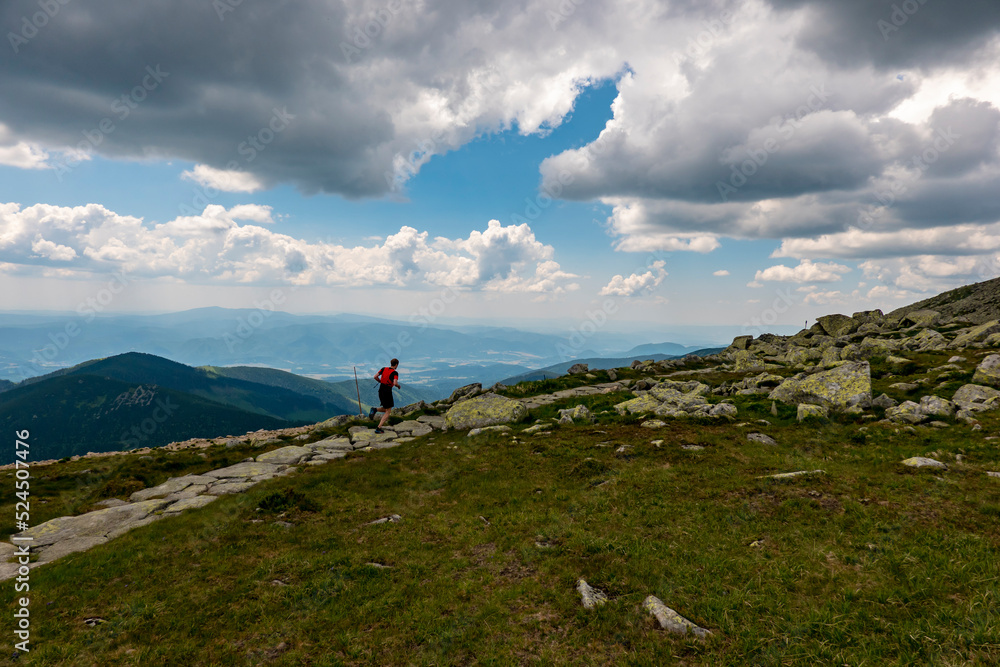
top-left (973, 354), bottom-right (1000, 387)
top-left (952, 384), bottom-right (1000, 413)
top-left (769, 361), bottom-right (871, 411)
top-left (615, 380), bottom-right (737, 420)
top-left (445, 392), bottom-right (528, 430)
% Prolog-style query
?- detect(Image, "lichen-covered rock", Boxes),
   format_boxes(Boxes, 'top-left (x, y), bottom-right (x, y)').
top-left (972, 354), bottom-right (1000, 387)
top-left (951, 320), bottom-right (1000, 348)
top-left (886, 401), bottom-right (925, 424)
top-left (817, 314), bottom-right (856, 337)
top-left (951, 384), bottom-right (1000, 412)
top-left (446, 392), bottom-right (527, 430)
top-left (918, 395), bottom-right (955, 418)
top-left (769, 361), bottom-right (871, 410)
top-left (732, 349), bottom-right (765, 371)
top-left (447, 383), bottom-right (482, 403)
top-left (614, 394), bottom-right (662, 415)
top-left (797, 404), bottom-right (828, 420)
top-left (205, 461), bottom-right (287, 478)
top-left (905, 328), bottom-right (948, 352)
top-left (576, 579), bottom-right (608, 609)
top-left (558, 404), bottom-right (595, 424)
top-left (567, 363), bottom-right (589, 374)
top-left (902, 457), bottom-right (947, 470)
top-left (871, 393), bottom-right (898, 409)
top-left (709, 403), bottom-right (738, 418)
top-left (643, 596), bottom-right (711, 638)
top-left (256, 445), bottom-right (312, 465)
top-left (902, 309), bottom-right (941, 328)
top-left (859, 337), bottom-right (900, 358)
top-left (730, 335), bottom-right (753, 350)
top-left (820, 346), bottom-right (842, 366)
top-left (467, 425), bottom-right (512, 436)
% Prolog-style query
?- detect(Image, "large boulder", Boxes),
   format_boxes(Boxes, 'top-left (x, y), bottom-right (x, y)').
top-left (902, 309), bottom-right (941, 328)
top-left (445, 392), bottom-right (527, 430)
top-left (614, 394), bottom-right (662, 415)
top-left (816, 314), bottom-right (856, 337)
top-left (951, 320), bottom-right (1000, 348)
top-left (886, 401), bottom-right (925, 424)
top-left (730, 335), bottom-right (753, 350)
top-left (732, 350), bottom-right (765, 371)
top-left (972, 354), bottom-right (1000, 387)
top-left (567, 363), bottom-right (589, 375)
top-left (952, 384), bottom-right (1000, 412)
top-left (447, 383), bottom-right (482, 403)
top-left (769, 361), bottom-right (871, 410)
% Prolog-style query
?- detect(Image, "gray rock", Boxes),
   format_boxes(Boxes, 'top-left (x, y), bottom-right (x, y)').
top-left (467, 425), bottom-right (512, 436)
top-left (761, 469), bottom-right (826, 479)
top-left (308, 436), bottom-right (354, 451)
top-left (446, 393), bottom-right (528, 430)
top-left (918, 395), bottom-right (955, 418)
top-left (163, 495), bottom-right (218, 513)
top-left (769, 361), bottom-right (871, 410)
top-left (205, 481), bottom-right (256, 495)
top-left (256, 445), bottom-right (312, 465)
top-left (797, 404), bottom-right (828, 420)
top-left (901, 457), bottom-right (947, 470)
top-left (576, 579), bottom-right (608, 608)
top-left (643, 596), bottom-right (711, 638)
top-left (567, 363), bottom-right (589, 375)
top-left (15, 498), bottom-right (172, 547)
top-left (952, 384), bottom-right (1000, 412)
top-left (205, 462), bottom-right (286, 478)
top-left (747, 433), bottom-right (777, 446)
top-left (871, 393), bottom-right (898, 409)
top-left (972, 354), bottom-right (1000, 387)
top-left (886, 401), bottom-right (925, 424)
top-left (447, 383), bottom-right (482, 403)
top-left (367, 514), bottom-right (402, 525)
top-left (558, 404), bottom-right (595, 424)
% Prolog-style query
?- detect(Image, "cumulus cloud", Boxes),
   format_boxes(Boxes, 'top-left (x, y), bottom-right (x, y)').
top-left (0, 124), bottom-right (51, 170)
top-left (599, 260), bottom-right (667, 296)
top-left (713, 269), bottom-right (730, 276)
top-left (0, 203), bottom-right (577, 293)
top-left (181, 165), bottom-right (264, 193)
top-left (750, 259), bottom-right (851, 285)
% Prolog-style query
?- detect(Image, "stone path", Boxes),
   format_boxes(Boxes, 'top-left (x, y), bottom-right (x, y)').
top-left (517, 381), bottom-right (631, 410)
top-left (0, 419), bottom-right (445, 581)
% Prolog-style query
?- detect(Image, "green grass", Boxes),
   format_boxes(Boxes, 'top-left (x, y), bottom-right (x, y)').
top-left (3, 388), bottom-right (999, 666)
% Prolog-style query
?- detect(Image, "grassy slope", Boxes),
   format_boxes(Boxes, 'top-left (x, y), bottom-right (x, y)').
top-left (2, 353), bottom-right (999, 665)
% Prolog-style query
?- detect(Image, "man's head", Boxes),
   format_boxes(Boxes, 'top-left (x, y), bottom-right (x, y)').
top-left (390, 358), bottom-right (399, 368)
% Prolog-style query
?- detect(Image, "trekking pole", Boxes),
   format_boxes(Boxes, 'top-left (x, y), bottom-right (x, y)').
top-left (353, 366), bottom-right (363, 416)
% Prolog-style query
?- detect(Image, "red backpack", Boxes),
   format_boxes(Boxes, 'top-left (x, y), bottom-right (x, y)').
top-left (376, 367), bottom-right (396, 385)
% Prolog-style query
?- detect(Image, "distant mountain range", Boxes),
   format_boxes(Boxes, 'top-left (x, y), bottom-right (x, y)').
top-left (0, 352), bottom-right (431, 464)
top-left (0, 308), bottom-right (723, 393)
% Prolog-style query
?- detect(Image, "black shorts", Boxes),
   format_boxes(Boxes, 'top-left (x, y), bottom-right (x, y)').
top-left (378, 384), bottom-right (394, 409)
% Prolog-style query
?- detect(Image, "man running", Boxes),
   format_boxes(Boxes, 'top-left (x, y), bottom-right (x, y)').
top-left (369, 358), bottom-right (400, 433)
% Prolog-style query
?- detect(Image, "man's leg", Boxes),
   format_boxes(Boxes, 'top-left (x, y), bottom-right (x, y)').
top-left (378, 408), bottom-right (390, 429)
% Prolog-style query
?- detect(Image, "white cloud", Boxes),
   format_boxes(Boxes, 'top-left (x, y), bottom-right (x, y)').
top-left (713, 269), bottom-right (730, 276)
top-left (0, 203), bottom-right (576, 293)
top-left (181, 165), bottom-right (264, 193)
top-left (0, 124), bottom-right (52, 170)
top-left (599, 260), bottom-right (667, 296)
top-left (750, 259), bottom-right (851, 285)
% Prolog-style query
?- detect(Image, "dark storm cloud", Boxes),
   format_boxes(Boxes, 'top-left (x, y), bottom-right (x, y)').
top-left (768, 0), bottom-right (1000, 70)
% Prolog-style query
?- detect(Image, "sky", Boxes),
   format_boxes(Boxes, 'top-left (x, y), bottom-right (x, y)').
top-left (2, 0), bottom-right (1000, 339)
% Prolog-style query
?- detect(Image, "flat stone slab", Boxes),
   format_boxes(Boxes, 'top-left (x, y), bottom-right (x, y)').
top-left (349, 428), bottom-right (398, 444)
top-left (313, 451), bottom-right (347, 461)
top-left (308, 437), bottom-right (354, 451)
top-left (392, 421), bottom-right (434, 436)
top-left (256, 445), bottom-right (312, 465)
top-left (643, 596), bottom-right (711, 638)
top-left (206, 481), bottom-right (257, 495)
top-left (416, 415), bottom-right (446, 429)
top-left (747, 433), bottom-right (777, 446)
top-left (987, 471), bottom-right (1000, 478)
top-left (163, 495), bottom-right (219, 513)
top-left (36, 535), bottom-right (109, 564)
top-left (15, 499), bottom-right (172, 547)
top-left (761, 469), bottom-right (826, 479)
top-left (902, 457), bottom-right (947, 469)
top-left (468, 425), bottom-right (512, 436)
top-left (204, 462), bottom-right (286, 478)
top-left (130, 476), bottom-right (201, 502)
